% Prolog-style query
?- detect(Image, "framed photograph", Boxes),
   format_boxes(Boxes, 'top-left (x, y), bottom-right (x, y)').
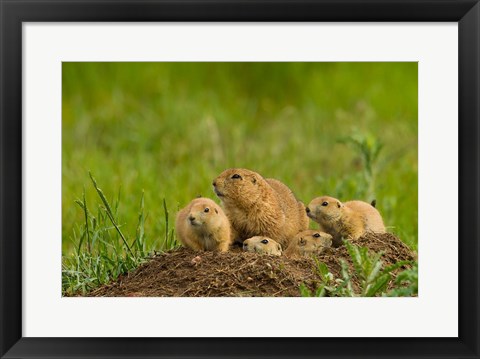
top-left (1, 0), bottom-right (479, 358)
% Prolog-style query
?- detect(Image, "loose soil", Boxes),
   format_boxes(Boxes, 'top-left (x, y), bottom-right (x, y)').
top-left (87, 233), bottom-right (416, 297)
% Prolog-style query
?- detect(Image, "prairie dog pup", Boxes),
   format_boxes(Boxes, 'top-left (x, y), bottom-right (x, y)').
top-left (242, 236), bottom-right (282, 256)
top-left (306, 196), bottom-right (385, 245)
top-left (284, 230), bottom-right (333, 257)
top-left (212, 168), bottom-right (309, 247)
top-left (175, 197), bottom-right (231, 252)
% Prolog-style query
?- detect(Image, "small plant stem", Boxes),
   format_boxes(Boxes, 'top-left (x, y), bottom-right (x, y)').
top-left (83, 188), bottom-right (91, 253)
top-left (89, 171), bottom-right (134, 256)
top-left (102, 207), bottom-right (134, 256)
top-left (163, 198), bottom-right (169, 249)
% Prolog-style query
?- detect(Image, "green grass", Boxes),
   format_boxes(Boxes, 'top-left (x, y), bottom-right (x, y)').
top-left (62, 172), bottom-right (180, 295)
top-left (62, 62), bottom-right (418, 295)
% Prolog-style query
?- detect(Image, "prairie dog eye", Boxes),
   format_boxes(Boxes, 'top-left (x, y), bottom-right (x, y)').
top-left (261, 239), bottom-right (269, 244)
top-left (204, 207), bottom-right (210, 213)
top-left (299, 238), bottom-right (306, 246)
top-left (313, 233), bottom-right (321, 238)
top-left (231, 174), bottom-right (242, 179)
top-left (322, 201), bottom-right (328, 206)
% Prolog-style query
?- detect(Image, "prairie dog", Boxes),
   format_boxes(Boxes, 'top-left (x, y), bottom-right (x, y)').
top-left (306, 195), bottom-right (385, 246)
top-left (212, 168), bottom-right (308, 247)
top-left (284, 229), bottom-right (332, 257)
top-left (242, 236), bottom-right (282, 256)
top-left (175, 197), bottom-right (231, 252)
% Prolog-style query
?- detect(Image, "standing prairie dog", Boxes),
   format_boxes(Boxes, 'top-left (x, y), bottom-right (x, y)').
top-left (306, 196), bottom-right (385, 246)
top-left (175, 197), bottom-right (231, 252)
top-left (212, 168), bottom-right (309, 248)
top-left (284, 230), bottom-right (333, 257)
top-left (242, 236), bottom-right (283, 256)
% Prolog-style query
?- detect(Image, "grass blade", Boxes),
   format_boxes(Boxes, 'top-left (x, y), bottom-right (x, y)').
top-left (82, 188), bottom-right (91, 253)
top-left (89, 172), bottom-right (133, 256)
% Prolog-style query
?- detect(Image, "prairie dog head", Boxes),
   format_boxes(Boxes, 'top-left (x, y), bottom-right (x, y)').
top-left (242, 236), bottom-right (282, 256)
top-left (306, 196), bottom-right (344, 222)
top-left (187, 198), bottom-right (225, 231)
top-left (285, 230), bottom-right (333, 257)
top-left (212, 168), bottom-right (263, 206)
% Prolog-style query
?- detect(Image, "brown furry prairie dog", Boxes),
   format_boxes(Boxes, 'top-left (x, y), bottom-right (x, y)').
top-left (242, 236), bottom-right (282, 256)
top-left (284, 230), bottom-right (332, 257)
top-left (306, 196), bottom-right (385, 246)
top-left (212, 168), bottom-right (309, 248)
top-left (175, 197), bottom-right (231, 252)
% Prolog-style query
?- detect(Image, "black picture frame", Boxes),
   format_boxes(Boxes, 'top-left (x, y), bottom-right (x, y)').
top-left (1, 1), bottom-right (479, 358)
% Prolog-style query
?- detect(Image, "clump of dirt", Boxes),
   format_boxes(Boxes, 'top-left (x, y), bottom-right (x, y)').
top-left (87, 232), bottom-right (416, 297)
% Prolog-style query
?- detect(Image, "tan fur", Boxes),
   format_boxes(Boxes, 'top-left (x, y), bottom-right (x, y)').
top-left (212, 168), bottom-right (309, 248)
top-left (306, 196), bottom-right (385, 246)
top-left (284, 230), bottom-right (332, 257)
top-left (242, 236), bottom-right (282, 256)
top-left (175, 197), bottom-right (231, 252)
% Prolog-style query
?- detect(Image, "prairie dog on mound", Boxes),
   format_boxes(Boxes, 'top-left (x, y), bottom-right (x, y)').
top-left (175, 197), bottom-right (231, 252)
top-left (284, 229), bottom-right (333, 257)
top-left (306, 195), bottom-right (385, 246)
top-left (212, 168), bottom-right (309, 248)
top-left (242, 236), bottom-right (282, 256)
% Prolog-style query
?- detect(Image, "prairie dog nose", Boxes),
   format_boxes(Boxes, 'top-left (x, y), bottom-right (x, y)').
top-left (306, 207), bottom-right (310, 213)
top-left (188, 215), bottom-right (195, 222)
top-left (212, 181), bottom-right (216, 187)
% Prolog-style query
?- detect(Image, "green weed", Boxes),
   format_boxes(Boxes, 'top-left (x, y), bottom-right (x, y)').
top-left (300, 241), bottom-right (417, 297)
top-left (338, 132), bottom-right (383, 202)
top-left (384, 262), bottom-right (418, 297)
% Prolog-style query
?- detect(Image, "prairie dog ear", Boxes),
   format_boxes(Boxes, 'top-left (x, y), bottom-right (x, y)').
top-left (336, 201), bottom-right (342, 208)
top-left (277, 244), bottom-right (282, 253)
top-left (251, 176), bottom-right (257, 184)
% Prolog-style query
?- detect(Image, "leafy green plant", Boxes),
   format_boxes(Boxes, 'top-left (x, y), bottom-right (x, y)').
top-left (339, 132), bottom-right (384, 201)
top-left (300, 241), bottom-right (416, 297)
top-left (300, 260), bottom-right (355, 297)
top-left (344, 241), bottom-right (410, 296)
top-left (385, 262), bottom-right (418, 297)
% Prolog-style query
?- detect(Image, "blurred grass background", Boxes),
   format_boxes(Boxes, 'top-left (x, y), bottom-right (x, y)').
top-left (62, 62), bottom-right (418, 256)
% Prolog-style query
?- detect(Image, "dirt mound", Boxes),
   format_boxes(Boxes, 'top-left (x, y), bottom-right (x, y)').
top-left (87, 233), bottom-right (416, 297)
